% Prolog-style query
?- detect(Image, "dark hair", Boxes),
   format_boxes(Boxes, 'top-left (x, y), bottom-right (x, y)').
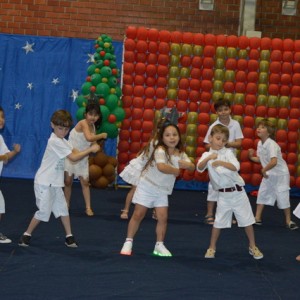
top-left (214, 98), bottom-right (231, 111)
top-left (85, 101), bottom-right (102, 130)
top-left (142, 123), bottom-right (183, 172)
top-left (256, 118), bottom-right (276, 140)
top-left (210, 124), bottom-right (229, 141)
top-left (51, 110), bottom-right (73, 128)
top-left (0, 106), bottom-right (3, 113)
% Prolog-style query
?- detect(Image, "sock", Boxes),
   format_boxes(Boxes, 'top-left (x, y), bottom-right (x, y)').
top-left (156, 241), bottom-right (164, 246)
top-left (24, 232), bottom-right (31, 236)
top-left (66, 234), bottom-right (73, 238)
top-left (125, 238), bottom-right (133, 243)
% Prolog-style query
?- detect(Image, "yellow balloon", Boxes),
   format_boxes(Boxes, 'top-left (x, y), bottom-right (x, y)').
top-left (186, 124), bottom-right (197, 135)
top-left (187, 112), bottom-right (198, 124)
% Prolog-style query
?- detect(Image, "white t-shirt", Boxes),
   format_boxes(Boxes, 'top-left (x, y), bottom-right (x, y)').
top-left (0, 135), bottom-right (9, 174)
top-left (204, 117), bottom-right (243, 155)
top-left (257, 138), bottom-right (289, 176)
top-left (197, 147), bottom-right (245, 190)
top-left (139, 147), bottom-right (191, 195)
top-left (34, 133), bottom-right (73, 187)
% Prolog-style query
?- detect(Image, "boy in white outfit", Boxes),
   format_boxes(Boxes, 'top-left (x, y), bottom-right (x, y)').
top-left (203, 99), bottom-right (243, 225)
top-left (248, 118), bottom-right (298, 230)
top-left (197, 124), bottom-right (263, 259)
top-left (19, 110), bottom-right (100, 248)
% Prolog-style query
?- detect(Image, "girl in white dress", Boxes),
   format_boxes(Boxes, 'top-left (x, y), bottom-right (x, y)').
top-left (120, 122), bottom-right (195, 257)
top-left (64, 101), bottom-right (107, 216)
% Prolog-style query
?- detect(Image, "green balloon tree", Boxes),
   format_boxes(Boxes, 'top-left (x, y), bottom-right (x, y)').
top-left (76, 34), bottom-right (124, 138)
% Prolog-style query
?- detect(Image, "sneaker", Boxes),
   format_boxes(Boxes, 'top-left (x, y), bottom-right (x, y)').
top-left (18, 234), bottom-right (31, 247)
top-left (153, 243), bottom-right (172, 257)
top-left (204, 248), bottom-right (216, 258)
top-left (65, 235), bottom-right (78, 248)
top-left (249, 246), bottom-right (264, 260)
top-left (286, 221), bottom-right (298, 230)
top-left (120, 240), bottom-right (132, 256)
top-left (0, 233), bottom-right (12, 244)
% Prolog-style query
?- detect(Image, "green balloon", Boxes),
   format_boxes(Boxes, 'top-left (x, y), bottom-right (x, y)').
top-left (81, 82), bottom-right (93, 95)
top-left (94, 53), bottom-right (101, 61)
top-left (76, 107), bottom-right (86, 121)
top-left (95, 60), bottom-right (104, 69)
top-left (115, 86), bottom-right (122, 97)
top-left (100, 105), bottom-right (110, 121)
top-left (106, 94), bottom-right (119, 111)
top-left (110, 61), bottom-right (117, 68)
top-left (100, 66), bottom-right (112, 78)
top-left (91, 74), bottom-right (102, 86)
top-left (111, 107), bottom-right (125, 122)
top-left (100, 121), bottom-right (118, 138)
top-left (107, 76), bottom-right (117, 88)
top-left (87, 65), bottom-right (96, 76)
top-left (76, 95), bottom-right (87, 107)
top-left (96, 82), bottom-right (110, 97)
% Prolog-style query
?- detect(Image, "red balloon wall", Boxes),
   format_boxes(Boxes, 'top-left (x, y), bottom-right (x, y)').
top-left (118, 26), bottom-right (300, 188)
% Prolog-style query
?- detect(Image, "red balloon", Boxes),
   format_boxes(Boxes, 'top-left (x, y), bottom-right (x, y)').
top-left (288, 119), bottom-right (299, 131)
top-left (287, 143), bottom-right (298, 153)
top-left (268, 84), bottom-right (279, 95)
top-left (155, 87), bottom-right (167, 98)
top-left (147, 53), bottom-right (158, 64)
top-left (256, 106), bottom-right (267, 117)
top-left (156, 77), bottom-right (167, 87)
top-left (198, 113), bottom-right (210, 124)
top-left (132, 97), bottom-right (144, 108)
top-left (261, 37), bottom-right (272, 50)
top-left (282, 62), bottom-right (292, 74)
top-left (118, 152), bottom-right (129, 164)
top-left (249, 37), bottom-right (261, 49)
top-left (245, 94), bottom-right (256, 105)
top-left (269, 73), bottom-right (280, 84)
top-left (240, 162), bottom-right (252, 174)
top-left (122, 84), bottom-right (133, 96)
top-left (182, 32), bottom-right (194, 44)
top-left (123, 74), bottom-right (134, 85)
top-left (225, 58), bottom-right (237, 70)
top-left (283, 51), bottom-right (293, 62)
top-left (118, 140), bottom-right (130, 152)
top-left (244, 106), bottom-right (255, 117)
top-left (157, 65), bottom-right (168, 77)
top-left (292, 74), bottom-right (300, 85)
top-left (238, 36), bottom-right (249, 49)
top-left (243, 116), bottom-right (255, 127)
top-left (180, 56), bottom-right (192, 67)
top-left (288, 131), bottom-right (299, 143)
top-left (189, 79), bottom-right (201, 91)
top-left (136, 27), bottom-right (148, 40)
top-left (248, 60), bottom-right (259, 71)
top-left (141, 132), bottom-right (151, 142)
top-left (200, 91), bottom-right (211, 102)
top-left (130, 130), bottom-right (141, 142)
top-left (145, 76), bottom-right (156, 87)
top-left (270, 50), bottom-right (282, 61)
top-left (199, 102), bottom-right (211, 113)
top-left (267, 107), bottom-right (278, 118)
top-left (143, 109), bottom-right (154, 121)
top-left (242, 138), bottom-right (254, 150)
top-left (243, 127), bottom-right (255, 138)
top-left (159, 30), bottom-right (171, 42)
top-left (201, 69), bottom-right (213, 80)
top-left (290, 97), bottom-right (300, 108)
top-left (190, 68), bottom-right (202, 79)
top-left (189, 102), bottom-right (198, 112)
top-left (271, 38), bottom-right (283, 50)
top-left (126, 26), bottom-right (137, 39)
top-left (148, 41), bottom-right (158, 53)
top-left (240, 150), bottom-right (250, 162)
top-left (130, 120), bottom-right (142, 130)
top-left (144, 87), bottom-right (155, 98)
top-left (124, 39), bottom-right (136, 51)
top-left (247, 72), bottom-right (259, 83)
top-left (204, 33), bottom-right (216, 45)
top-left (134, 75), bottom-right (145, 86)
top-left (287, 153), bottom-right (297, 164)
top-left (171, 31), bottom-right (183, 43)
top-left (146, 64), bottom-right (157, 77)
top-left (130, 142), bottom-right (141, 153)
top-left (223, 82), bottom-right (235, 93)
top-left (136, 52), bottom-right (147, 63)
top-left (135, 62), bottom-right (146, 75)
top-left (201, 80), bottom-right (213, 92)
top-left (144, 98), bottom-right (154, 109)
top-left (155, 98), bottom-right (166, 109)
top-left (291, 86), bottom-right (300, 97)
top-left (148, 28), bottom-right (159, 41)
top-left (278, 108), bottom-right (289, 119)
top-left (178, 89), bottom-right (189, 101)
top-left (192, 57), bottom-right (202, 68)
top-left (203, 57), bottom-right (214, 69)
top-left (142, 121), bottom-right (154, 133)
top-left (203, 45), bottom-right (215, 57)
top-left (177, 100), bottom-right (188, 112)
top-left (249, 49), bottom-right (260, 60)
top-left (179, 78), bottom-right (190, 89)
top-left (235, 82), bottom-right (246, 93)
top-left (158, 42), bottom-right (170, 54)
top-left (276, 130), bottom-right (287, 142)
top-left (189, 90), bottom-right (200, 102)
top-left (131, 108), bottom-right (143, 120)
top-left (251, 173), bottom-right (262, 186)
top-left (193, 33), bottom-right (204, 45)
top-left (121, 119), bottom-right (130, 130)
top-left (119, 130), bottom-right (130, 141)
top-left (136, 40), bottom-right (148, 53)
top-left (283, 39), bottom-right (294, 51)
top-left (216, 35), bottom-right (227, 46)
top-left (123, 62), bottom-right (135, 74)
top-left (246, 83), bottom-right (257, 94)
top-left (133, 86), bottom-right (144, 97)
top-left (237, 59), bottom-right (247, 70)
top-left (227, 35), bottom-right (238, 47)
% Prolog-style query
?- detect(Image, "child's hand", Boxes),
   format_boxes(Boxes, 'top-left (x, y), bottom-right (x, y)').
top-left (209, 153), bottom-right (218, 160)
top-left (13, 144), bottom-right (21, 153)
top-left (91, 143), bottom-right (100, 153)
top-left (261, 169), bottom-right (269, 178)
top-left (211, 160), bottom-right (223, 168)
top-left (100, 133), bottom-right (107, 140)
top-left (178, 160), bottom-right (191, 170)
top-left (248, 148), bottom-right (255, 157)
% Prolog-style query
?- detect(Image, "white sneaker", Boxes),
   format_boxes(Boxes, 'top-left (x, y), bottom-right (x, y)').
top-left (120, 241), bottom-right (132, 255)
top-left (153, 243), bottom-right (172, 257)
top-left (0, 233), bottom-right (12, 244)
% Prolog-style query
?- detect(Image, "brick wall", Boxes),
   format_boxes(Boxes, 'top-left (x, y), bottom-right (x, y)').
top-left (0, 0), bottom-right (299, 41)
top-left (256, 0), bottom-right (300, 39)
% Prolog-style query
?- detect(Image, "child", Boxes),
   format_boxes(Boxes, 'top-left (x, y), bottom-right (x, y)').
top-left (203, 98), bottom-right (243, 225)
top-left (18, 110), bottom-right (100, 248)
top-left (0, 106), bottom-right (21, 243)
top-left (120, 122), bottom-right (195, 257)
top-left (119, 111), bottom-right (169, 220)
top-left (64, 100), bottom-right (107, 216)
top-left (293, 204), bottom-right (300, 261)
top-left (197, 124), bottom-right (263, 259)
top-left (248, 118), bottom-right (298, 230)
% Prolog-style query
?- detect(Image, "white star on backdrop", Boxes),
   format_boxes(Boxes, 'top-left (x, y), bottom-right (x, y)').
top-left (71, 89), bottom-right (79, 102)
top-left (22, 41), bottom-right (35, 54)
top-left (27, 83), bottom-right (33, 90)
top-left (52, 78), bottom-right (60, 85)
top-left (87, 53), bottom-right (95, 63)
top-left (15, 103), bottom-right (22, 109)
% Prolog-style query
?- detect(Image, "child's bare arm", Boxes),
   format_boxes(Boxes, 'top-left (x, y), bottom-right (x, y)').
top-left (67, 143), bottom-right (100, 162)
top-left (248, 148), bottom-right (260, 163)
top-left (178, 160), bottom-right (195, 172)
top-left (157, 163), bottom-right (180, 177)
top-left (0, 144), bottom-right (21, 162)
top-left (211, 160), bottom-right (237, 171)
top-left (197, 153), bottom-right (217, 170)
top-left (81, 121), bottom-right (107, 142)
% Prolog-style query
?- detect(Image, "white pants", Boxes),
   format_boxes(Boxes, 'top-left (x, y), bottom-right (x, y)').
top-left (33, 184), bottom-right (69, 222)
top-left (207, 182), bottom-right (219, 202)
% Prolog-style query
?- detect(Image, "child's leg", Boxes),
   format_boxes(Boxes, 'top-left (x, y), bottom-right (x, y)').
top-left (205, 201), bottom-right (216, 223)
top-left (64, 172), bottom-right (74, 208)
top-left (24, 217), bottom-right (41, 235)
top-left (283, 207), bottom-right (291, 225)
top-left (154, 206), bottom-right (168, 242)
top-left (121, 186), bottom-right (136, 219)
top-left (60, 215), bottom-right (72, 236)
top-left (79, 177), bottom-right (93, 216)
top-left (244, 225), bottom-right (256, 248)
top-left (126, 204), bottom-right (148, 239)
top-left (255, 204), bottom-right (265, 221)
top-left (208, 227), bottom-right (221, 250)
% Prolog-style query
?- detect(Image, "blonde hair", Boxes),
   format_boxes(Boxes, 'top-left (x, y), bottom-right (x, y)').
top-left (210, 124), bottom-right (229, 141)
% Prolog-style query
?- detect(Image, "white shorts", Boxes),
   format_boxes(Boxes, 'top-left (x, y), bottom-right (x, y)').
top-left (207, 182), bottom-right (219, 202)
top-left (0, 190), bottom-right (5, 214)
top-left (214, 189), bottom-right (255, 228)
top-left (257, 175), bottom-right (290, 209)
top-left (132, 181), bottom-right (168, 208)
top-left (33, 184), bottom-right (69, 222)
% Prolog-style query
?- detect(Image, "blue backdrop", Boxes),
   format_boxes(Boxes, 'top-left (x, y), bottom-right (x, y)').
top-left (0, 33), bottom-right (121, 179)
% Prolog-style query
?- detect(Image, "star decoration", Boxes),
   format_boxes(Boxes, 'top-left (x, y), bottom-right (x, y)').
top-left (15, 103), bottom-right (22, 110)
top-left (71, 89), bottom-right (79, 102)
top-left (22, 41), bottom-right (35, 54)
top-left (52, 78), bottom-right (60, 85)
top-left (27, 83), bottom-right (33, 90)
top-left (87, 53), bottom-right (95, 63)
